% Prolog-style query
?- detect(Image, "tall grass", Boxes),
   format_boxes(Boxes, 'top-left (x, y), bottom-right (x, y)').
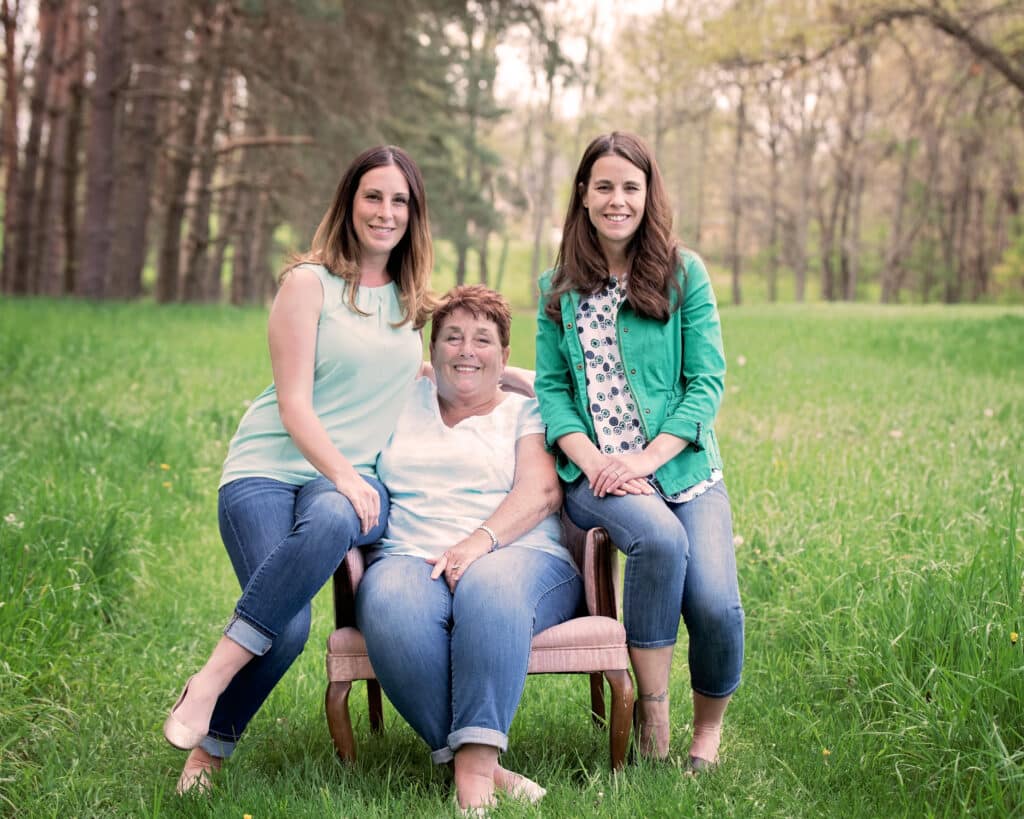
top-left (0, 298), bottom-right (1021, 817)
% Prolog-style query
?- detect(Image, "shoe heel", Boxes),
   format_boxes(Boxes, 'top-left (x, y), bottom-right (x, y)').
top-left (163, 677), bottom-right (207, 750)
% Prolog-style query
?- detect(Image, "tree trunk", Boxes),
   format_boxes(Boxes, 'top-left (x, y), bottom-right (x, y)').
top-left (454, 241), bottom-right (469, 286)
top-left (765, 86), bottom-right (781, 303)
top-left (529, 59), bottom-right (556, 306)
top-left (107, 0), bottom-right (167, 298)
top-left (156, 9), bottom-right (206, 302)
top-left (229, 182), bottom-right (256, 305)
top-left (34, 0), bottom-right (79, 294)
top-left (10, 0), bottom-right (60, 294)
top-left (206, 178), bottom-right (241, 301)
top-left (78, 0), bottom-right (125, 298)
top-left (183, 2), bottom-right (230, 302)
top-left (1, 0), bottom-right (21, 293)
top-left (62, 39), bottom-right (85, 295)
top-left (727, 83), bottom-right (746, 306)
top-left (693, 108), bottom-right (710, 246)
top-left (477, 229), bottom-right (490, 286)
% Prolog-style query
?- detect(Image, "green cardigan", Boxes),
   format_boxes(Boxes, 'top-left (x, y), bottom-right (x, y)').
top-left (534, 250), bottom-right (726, 496)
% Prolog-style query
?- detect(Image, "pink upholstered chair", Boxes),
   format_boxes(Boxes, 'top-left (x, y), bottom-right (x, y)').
top-left (324, 514), bottom-right (635, 769)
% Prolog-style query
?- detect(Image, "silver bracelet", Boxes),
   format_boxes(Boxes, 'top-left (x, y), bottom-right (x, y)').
top-left (476, 524), bottom-right (500, 551)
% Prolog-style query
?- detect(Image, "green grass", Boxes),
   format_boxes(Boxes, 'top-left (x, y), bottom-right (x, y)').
top-left (1, 298), bottom-right (1022, 817)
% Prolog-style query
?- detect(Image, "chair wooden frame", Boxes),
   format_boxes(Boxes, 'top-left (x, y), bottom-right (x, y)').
top-left (324, 515), bottom-right (635, 769)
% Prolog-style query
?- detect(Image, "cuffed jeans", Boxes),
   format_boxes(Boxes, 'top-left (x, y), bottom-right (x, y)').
top-left (564, 477), bottom-right (744, 698)
top-left (355, 547), bottom-right (583, 762)
top-left (200, 475), bottom-right (388, 758)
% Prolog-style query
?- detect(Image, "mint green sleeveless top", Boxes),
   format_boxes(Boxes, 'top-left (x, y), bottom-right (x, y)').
top-left (220, 264), bottom-right (423, 487)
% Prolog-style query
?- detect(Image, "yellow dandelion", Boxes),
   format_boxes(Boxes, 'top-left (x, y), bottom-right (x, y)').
top-left (822, 748), bottom-right (831, 757)
top-left (162, 481), bottom-right (173, 489)
top-left (244, 815), bottom-right (253, 819)
top-left (1012, 632), bottom-right (1019, 645)
top-left (160, 463), bottom-right (171, 471)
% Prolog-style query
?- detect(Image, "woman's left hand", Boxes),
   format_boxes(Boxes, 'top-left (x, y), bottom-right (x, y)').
top-left (591, 451), bottom-right (660, 498)
top-left (426, 534), bottom-right (492, 592)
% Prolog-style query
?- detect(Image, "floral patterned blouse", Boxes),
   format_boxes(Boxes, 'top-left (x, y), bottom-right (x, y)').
top-left (576, 276), bottom-right (721, 503)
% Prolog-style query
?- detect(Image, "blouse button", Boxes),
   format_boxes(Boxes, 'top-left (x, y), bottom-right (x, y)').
top-left (644, 408), bottom-right (651, 414)
top-left (576, 364), bottom-right (583, 371)
top-left (630, 368), bottom-right (637, 374)
top-left (623, 327), bottom-right (629, 333)
top-left (565, 322), bottom-right (573, 329)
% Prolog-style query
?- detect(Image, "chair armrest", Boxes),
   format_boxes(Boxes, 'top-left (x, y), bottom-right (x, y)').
top-left (331, 548), bottom-right (366, 629)
top-left (561, 510), bottom-right (620, 619)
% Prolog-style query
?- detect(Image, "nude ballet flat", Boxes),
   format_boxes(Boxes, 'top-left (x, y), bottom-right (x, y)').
top-left (687, 755), bottom-right (719, 774)
top-left (163, 677), bottom-right (208, 750)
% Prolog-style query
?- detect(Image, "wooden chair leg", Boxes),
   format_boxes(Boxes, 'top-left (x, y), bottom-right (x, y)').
top-left (325, 680), bottom-right (356, 763)
top-left (367, 679), bottom-right (384, 733)
top-left (604, 668), bottom-right (635, 770)
top-left (589, 672), bottom-right (606, 727)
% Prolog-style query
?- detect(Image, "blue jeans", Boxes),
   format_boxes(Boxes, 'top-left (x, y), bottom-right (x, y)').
top-left (355, 548), bottom-right (583, 762)
top-left (201, 475), bottom-right (388, 758)
top-left (564, 478), bottom-right (744, 697)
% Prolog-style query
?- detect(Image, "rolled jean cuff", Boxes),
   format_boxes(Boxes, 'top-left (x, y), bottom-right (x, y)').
top-left (224, 612), bottom-right (273, 656)
top-left (447, 727), bottom-right (508, 755)
top-left (430, 746), bottom-right (455, 765)
top-left (627, 637), bottom-right (678, 650)
top-left (199, 733), bottom-right (237, 760)
top-left (693, 677), bottom-right (742, 699)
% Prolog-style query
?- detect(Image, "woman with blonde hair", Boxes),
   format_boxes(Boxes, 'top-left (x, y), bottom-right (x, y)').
top-left (163, 145), bottom-right (435, 793)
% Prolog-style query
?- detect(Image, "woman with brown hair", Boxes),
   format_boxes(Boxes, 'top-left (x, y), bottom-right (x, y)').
top-left (162, 145), bottom-right (435, 793)
top-left (535, 132), bottom-right (744, 772)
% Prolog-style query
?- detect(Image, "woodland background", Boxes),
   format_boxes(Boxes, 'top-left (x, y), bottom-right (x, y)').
top-left (2, 0), bottom-right (1024, 308)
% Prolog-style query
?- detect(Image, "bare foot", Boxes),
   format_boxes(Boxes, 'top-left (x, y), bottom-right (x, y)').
top-left (455, 771), bottom-right (496, 812)
top-left (176, 747), bottom-right (222, 795)
top-left (635, 694), bottom-right (670, 759)
top-left (493, 765), bottom-right (546, 803)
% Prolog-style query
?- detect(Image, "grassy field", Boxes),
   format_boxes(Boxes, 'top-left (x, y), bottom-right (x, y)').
top-left (1, 297), bottom-right (1022, 818)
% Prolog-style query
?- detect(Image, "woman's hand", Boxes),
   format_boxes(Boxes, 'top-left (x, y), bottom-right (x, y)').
top-left (586, 452), bottom-right (659, 499)
top-left (426, 531), bottom-right (492, 592)
top-left (332, 470), bottom-right (381, 534)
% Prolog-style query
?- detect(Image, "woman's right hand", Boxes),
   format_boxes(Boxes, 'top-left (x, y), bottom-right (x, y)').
top-left (583, 453), bottom-right (655, 499)
top-left (332, 470), bottom-right (381, 534)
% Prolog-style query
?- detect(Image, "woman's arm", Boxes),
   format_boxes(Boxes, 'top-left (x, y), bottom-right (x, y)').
top-left (658, 253), bottom-right (726, 446)
top-left (268, 267), bottom-right (381, 533)
top-left (429, 433), bottom-right (562, 589)
top-left (533, 288), bottom-right (590, 447)
top-left (499, 366), bottom-right (535, 397)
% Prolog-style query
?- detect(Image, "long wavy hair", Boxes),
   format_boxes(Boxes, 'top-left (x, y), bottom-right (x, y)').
top-left (286, 145), bottom-right (436, 328)
top-left (544, 132), bottom-right (681, 322)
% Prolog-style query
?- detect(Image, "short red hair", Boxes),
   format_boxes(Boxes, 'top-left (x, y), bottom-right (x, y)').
top-left (430, 285), bottom-right (512, 348)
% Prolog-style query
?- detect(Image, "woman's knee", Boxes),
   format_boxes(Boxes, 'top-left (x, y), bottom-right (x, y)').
top-left (684, 593), bottom-right (744, 640)
top-left (624, 518), bottom-right (686, 565)
top-left (299, 490), bottom-right (362, 546)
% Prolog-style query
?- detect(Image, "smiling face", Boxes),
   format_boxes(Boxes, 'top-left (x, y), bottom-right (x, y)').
top-left (581, 153), bottom-right (648, 258)
top-left (351, 164), bottom-right (410, 268)
top-left (431, 307), bottom-right (511, 406)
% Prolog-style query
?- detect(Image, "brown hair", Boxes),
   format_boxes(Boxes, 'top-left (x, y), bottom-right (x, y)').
top-left (430, 285), bottom-right (512, 348)
top-left (543, 131), bottom-right (681, 322)
top-left (286, 145), bottom-right (436, 328)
